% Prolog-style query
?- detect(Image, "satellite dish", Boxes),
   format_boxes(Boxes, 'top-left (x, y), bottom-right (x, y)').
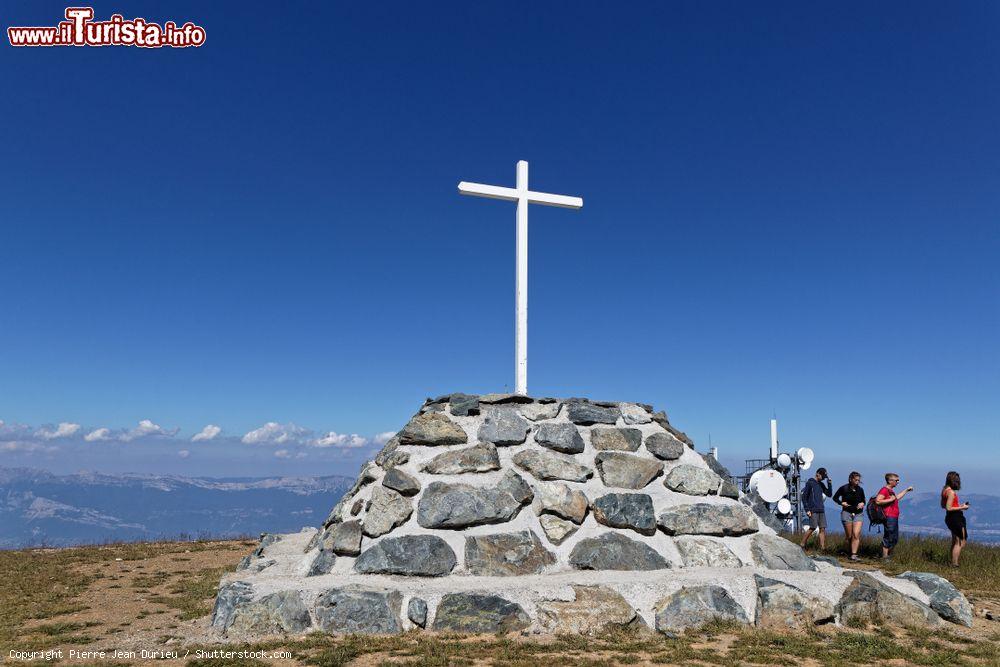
top-left (776, 453), bottom-right (792, 469)
top-left (776, 498), bottom-right (792, 515)
top-left (751, 469), bottom-right (788, 503)
top-left (797, 447), bottom-right (814, 467)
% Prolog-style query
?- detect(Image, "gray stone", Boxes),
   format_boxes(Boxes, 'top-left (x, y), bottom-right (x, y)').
top-left (211, 580), bottom-right (254, 629)
top-left (654, 585), bottom-right (749, 636)
top-left (741, 491), bottom-right (786, 533)
top-left (594, 452), bottom-right (663, 489)
top-left (567, 401), bottom-right (621, 425)
top-left (322, 520), bottom-right (362, 557)
top-left (898, 571), bottom-right (973, 627)
top-left (535, 423), bottom-right (585, 454)
top-left (656, 503), bottom-right (759, 537)
top-left (591, 427), bottom-right (642, 452)
top-left (592, 493), bottom-right (656, 536)
top-left (354, 534), bottom-right (457, 577)
top-left (431, 593), bottom-right (531, 633)
top-left (382, 467), bottom-right (421, 496)
top-left (519, 402), bottom-right (561, 421)
top-left (569, 532), bottom-right (670, 571)
top-left (374, 436), bottom-right (403, 467)
top-left (538, 514), bottom-right (579, 545)
top-left (675, 538), bottom-right (743, 568)
top-left (449, 393), bottom-right (480, 416)
top-left (718, 480), bottom-right (740, 499)
top-left (644, 432), bottom-right (685, 460)
top-left (306, 549), bottom-right (337, 576)
top-left (407, 597), bottom-right (428, 628)
top-left (477, 407), bottom-right (531, 446)
top-left (535, 481), bottom-right (589, 524)
top-left (663, 464), bottom-right (722, 495)
top-left (417, 471), bottom-right (533, 529)
top-left (537, 586), bottom-right (646, 635)
top-left (363, 486), bottom-right (413, 537)
top-left (701, 452), bottom-right (734, 480)
top-left (397, 412), bottom-right (468, 446)
top-left (229, 590), bottom-right (312, 634)
top-left (464, 530), bottom-right (556, 576)
top-left (650, 411), bottom-right (694, 447)
top-left (755, 576), bottom-right (835, 629)
top-left (350, 498), bottom-right (364, 516)
top-left (619, 403), bottom-right (652, 425)
top-left (512, 449), bottom-right (592, 482)
top-left (314, 587), bottom-right (403, 634)
top-left (422, 443), bottom-right (500, 474)
top-left (750, 534), bottom-right (818, 571)
top-left (381, 450), bottom-right (410, 468)
top-left (837, 572), bottom-right (941, 628)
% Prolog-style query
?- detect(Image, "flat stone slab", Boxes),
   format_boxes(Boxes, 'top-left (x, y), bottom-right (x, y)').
top-left (663, 464), bottom-right (722, 496)
top-left (755, 575), bottom-right (835, 629)
top-left (422, 443), bottom-right (500, 474)
top-left (464, 530), bottom-right (556, 576)
top-left (537, 586), bottom-right (645, 635)
top-left (315, 587), bottom-right (402, 634)
top-left (431, 593), bottom-right (531, 633)
top-left (750, 534), bottom-right (817, 572)
top-left (382, 468), bottom-right (421, 496)
top-left (397, 412), bottom-right (468, 446)
top-left (655, 585), bottom-right (749, 636)
top-left (513, 449), bottom-right (592, 482)
top-left (594, 452), bottom-right (663, 489)
top-left (592, 492), bottom-right (656, 536)
top-left (657, 503), bottom-right (759, 537)
top-left (228, 590), bottom-right (311, 634)
top-left (675, 537), bottom-right (743, 568)
top-left (354, 535), bottom-right (457, 576)
top-left (591, 427), bottom-right (642, 452)
top-left (569, 532), bottom-right (669, 571)
top-left (477, 407), bottom-right (531, 445)
top-left (535, 423), bottom-right (585, 454)
top-left (566, 402), bottom-right (620, 425)
top-left (417, 471), bottom-right (533, 529)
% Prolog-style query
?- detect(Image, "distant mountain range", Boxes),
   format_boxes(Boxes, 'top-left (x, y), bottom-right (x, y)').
top-left (893, 492), bottom-right (1000, 544)
top-left (0, 467), bottom-right (353, 549)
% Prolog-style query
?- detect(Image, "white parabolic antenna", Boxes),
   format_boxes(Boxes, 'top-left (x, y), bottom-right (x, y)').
top-left (776, 498), bottom-right (793, 515)
top-left (797, 447), bottom-right (814, 469)
top-left (776, 452), bottom-right (792, 469)
top-left (749, 469), bottom-right (788, 503)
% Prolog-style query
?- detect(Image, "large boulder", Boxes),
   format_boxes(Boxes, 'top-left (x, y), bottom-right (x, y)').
top-left (837, 572), bottom-right (941, 628)
top-left (211, 581), bottom-right (255, 630)
top-left (749, 534), bottom-right (817, 572)
top-left (674, 538), bottom-right (743, 568)
top-left (363, 486), bottom-right (413, 537)
top-left (569, 532), bottom-right (669, 571)
top-left (422, 443), bottom-right (500, 474)
top-left (535, 423), bottom-right (585, 454)
top-left (754, 576), bottom-right (835, 629)
top-left (432, 593), bottom-right (531, 633)
top-left (656, 503), bottom-right (758, 537)
top-left (512, 449), bottom-right (593, 482)
top-left (537, 586), bottom-right (646, 635)
top-left (398, 412), bottom-right (468, 446)
top-left (228, 590), bottom-right (311, 634)
top-left (354, 535), bottom-right (457, 576)
top-left (663, 465), bottom-right (722, 496)
top-left (898, 571), bottom-right (973, 627)
top-left (314, 587), bottom-right (403, 634)
top-left (654, 585), bottom-right (749, 636)
top-left (591, 493), bottom-right (656, 536)
top-left (591, 427), bottom-right (642, 452)
top-left (477, 407), bottom-right (531, 445)
top-left (464, 530), bottom-right (556, 576)
top-left (566, 401), bottom-right (620, 425)
top-left (644, 433), bottom-right (685, 460)
top-left (417, 471), bottom-right (533, 529)
top-left (535, 481), bottom-right (589, 524)
top-left (594, 452), bottom-right (663, 489)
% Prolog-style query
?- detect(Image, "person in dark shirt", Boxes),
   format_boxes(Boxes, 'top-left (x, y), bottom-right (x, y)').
top-left (833, 471), bottom-right (866, 561)
top-left (800, 467), bottom-right (833, 549)
top-left (941, 471), bottom-right (970, 567)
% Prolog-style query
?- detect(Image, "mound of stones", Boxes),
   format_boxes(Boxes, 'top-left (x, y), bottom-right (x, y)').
top-left (212, 393), bottom-right (971, 636)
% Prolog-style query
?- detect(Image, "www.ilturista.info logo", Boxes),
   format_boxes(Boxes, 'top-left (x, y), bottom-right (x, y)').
top-left (8, 7), bottom-right (206, 48)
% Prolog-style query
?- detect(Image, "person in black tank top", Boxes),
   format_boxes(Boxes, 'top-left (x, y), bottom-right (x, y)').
top-left (942, 471), bottom-right (970, 567)
top-left (833, 471), bottom-right (866, 560)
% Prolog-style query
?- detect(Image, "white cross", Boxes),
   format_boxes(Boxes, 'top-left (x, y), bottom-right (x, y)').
top-left (458, 160), bottom-right (583, 396)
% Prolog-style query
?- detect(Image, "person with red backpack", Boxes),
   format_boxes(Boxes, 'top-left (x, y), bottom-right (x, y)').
top-left (875, 472), bottom-right (914, 560)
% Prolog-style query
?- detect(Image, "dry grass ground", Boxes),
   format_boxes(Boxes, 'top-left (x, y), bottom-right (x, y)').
top-left (1, 536), bottom-right (998, 666)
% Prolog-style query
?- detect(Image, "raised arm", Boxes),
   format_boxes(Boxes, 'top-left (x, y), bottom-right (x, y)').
top-left (876, 489), bottom-right (895, 506)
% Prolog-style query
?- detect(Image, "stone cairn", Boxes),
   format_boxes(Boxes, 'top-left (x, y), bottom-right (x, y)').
top-left (212, 394), bottom-right (972, 636)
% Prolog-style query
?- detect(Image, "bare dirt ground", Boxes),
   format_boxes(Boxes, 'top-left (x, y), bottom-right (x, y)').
top-left (2, 539), bottom-right (999, 666)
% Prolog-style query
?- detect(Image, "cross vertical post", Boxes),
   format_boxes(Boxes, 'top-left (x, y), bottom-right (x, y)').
top-left (458, 161), bottom-right (583, 395)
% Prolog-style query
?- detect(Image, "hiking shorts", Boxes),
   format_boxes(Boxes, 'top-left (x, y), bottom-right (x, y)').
top-left (808, 511), bottom-right (827, 529)
top-left (841, 510), bottom-right (864, 524)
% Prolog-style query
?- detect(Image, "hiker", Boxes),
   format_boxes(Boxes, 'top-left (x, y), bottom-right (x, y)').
top-left (875, 473), bottom-right (913, 560)
top-left (800, 467), bottom-right (832, 549)
top-left (833, 471), bottom-right (866, 561)
top-left (941, 471), bottom-right (970, 567)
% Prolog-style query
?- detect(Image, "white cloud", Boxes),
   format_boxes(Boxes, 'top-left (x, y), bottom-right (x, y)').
top-left (35, 422), bottom-right (82, 440)
top-left (0, 420), bottom-right (32, 439)
top-left (191, 424), bottom-right (222, 442)
top-left (84, 427), bottom-right (112, 442)
top-left (242, 422), bottom-right (309, 445)
top-left (310, 431), bottom-right (369, 449)
top-left (121, 419), bottom-right (177, 442)
top-left (0, 440), bottom-right (58, 453)
top-left (273, 449), bottom-right (291, 459)
top-left (177, 449), bottom-right (190, 459)
top-left (373, 431), bottom-right (396, 445)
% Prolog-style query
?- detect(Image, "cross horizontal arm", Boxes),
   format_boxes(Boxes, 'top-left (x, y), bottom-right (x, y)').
top-left (458, 181), bottom-right (519, 202)
top-left (526, 190), bottom-right (583, 209)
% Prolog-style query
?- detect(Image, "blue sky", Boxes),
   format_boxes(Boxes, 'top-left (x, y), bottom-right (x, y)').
top-left (1, 1), bottom-right (997, 490)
